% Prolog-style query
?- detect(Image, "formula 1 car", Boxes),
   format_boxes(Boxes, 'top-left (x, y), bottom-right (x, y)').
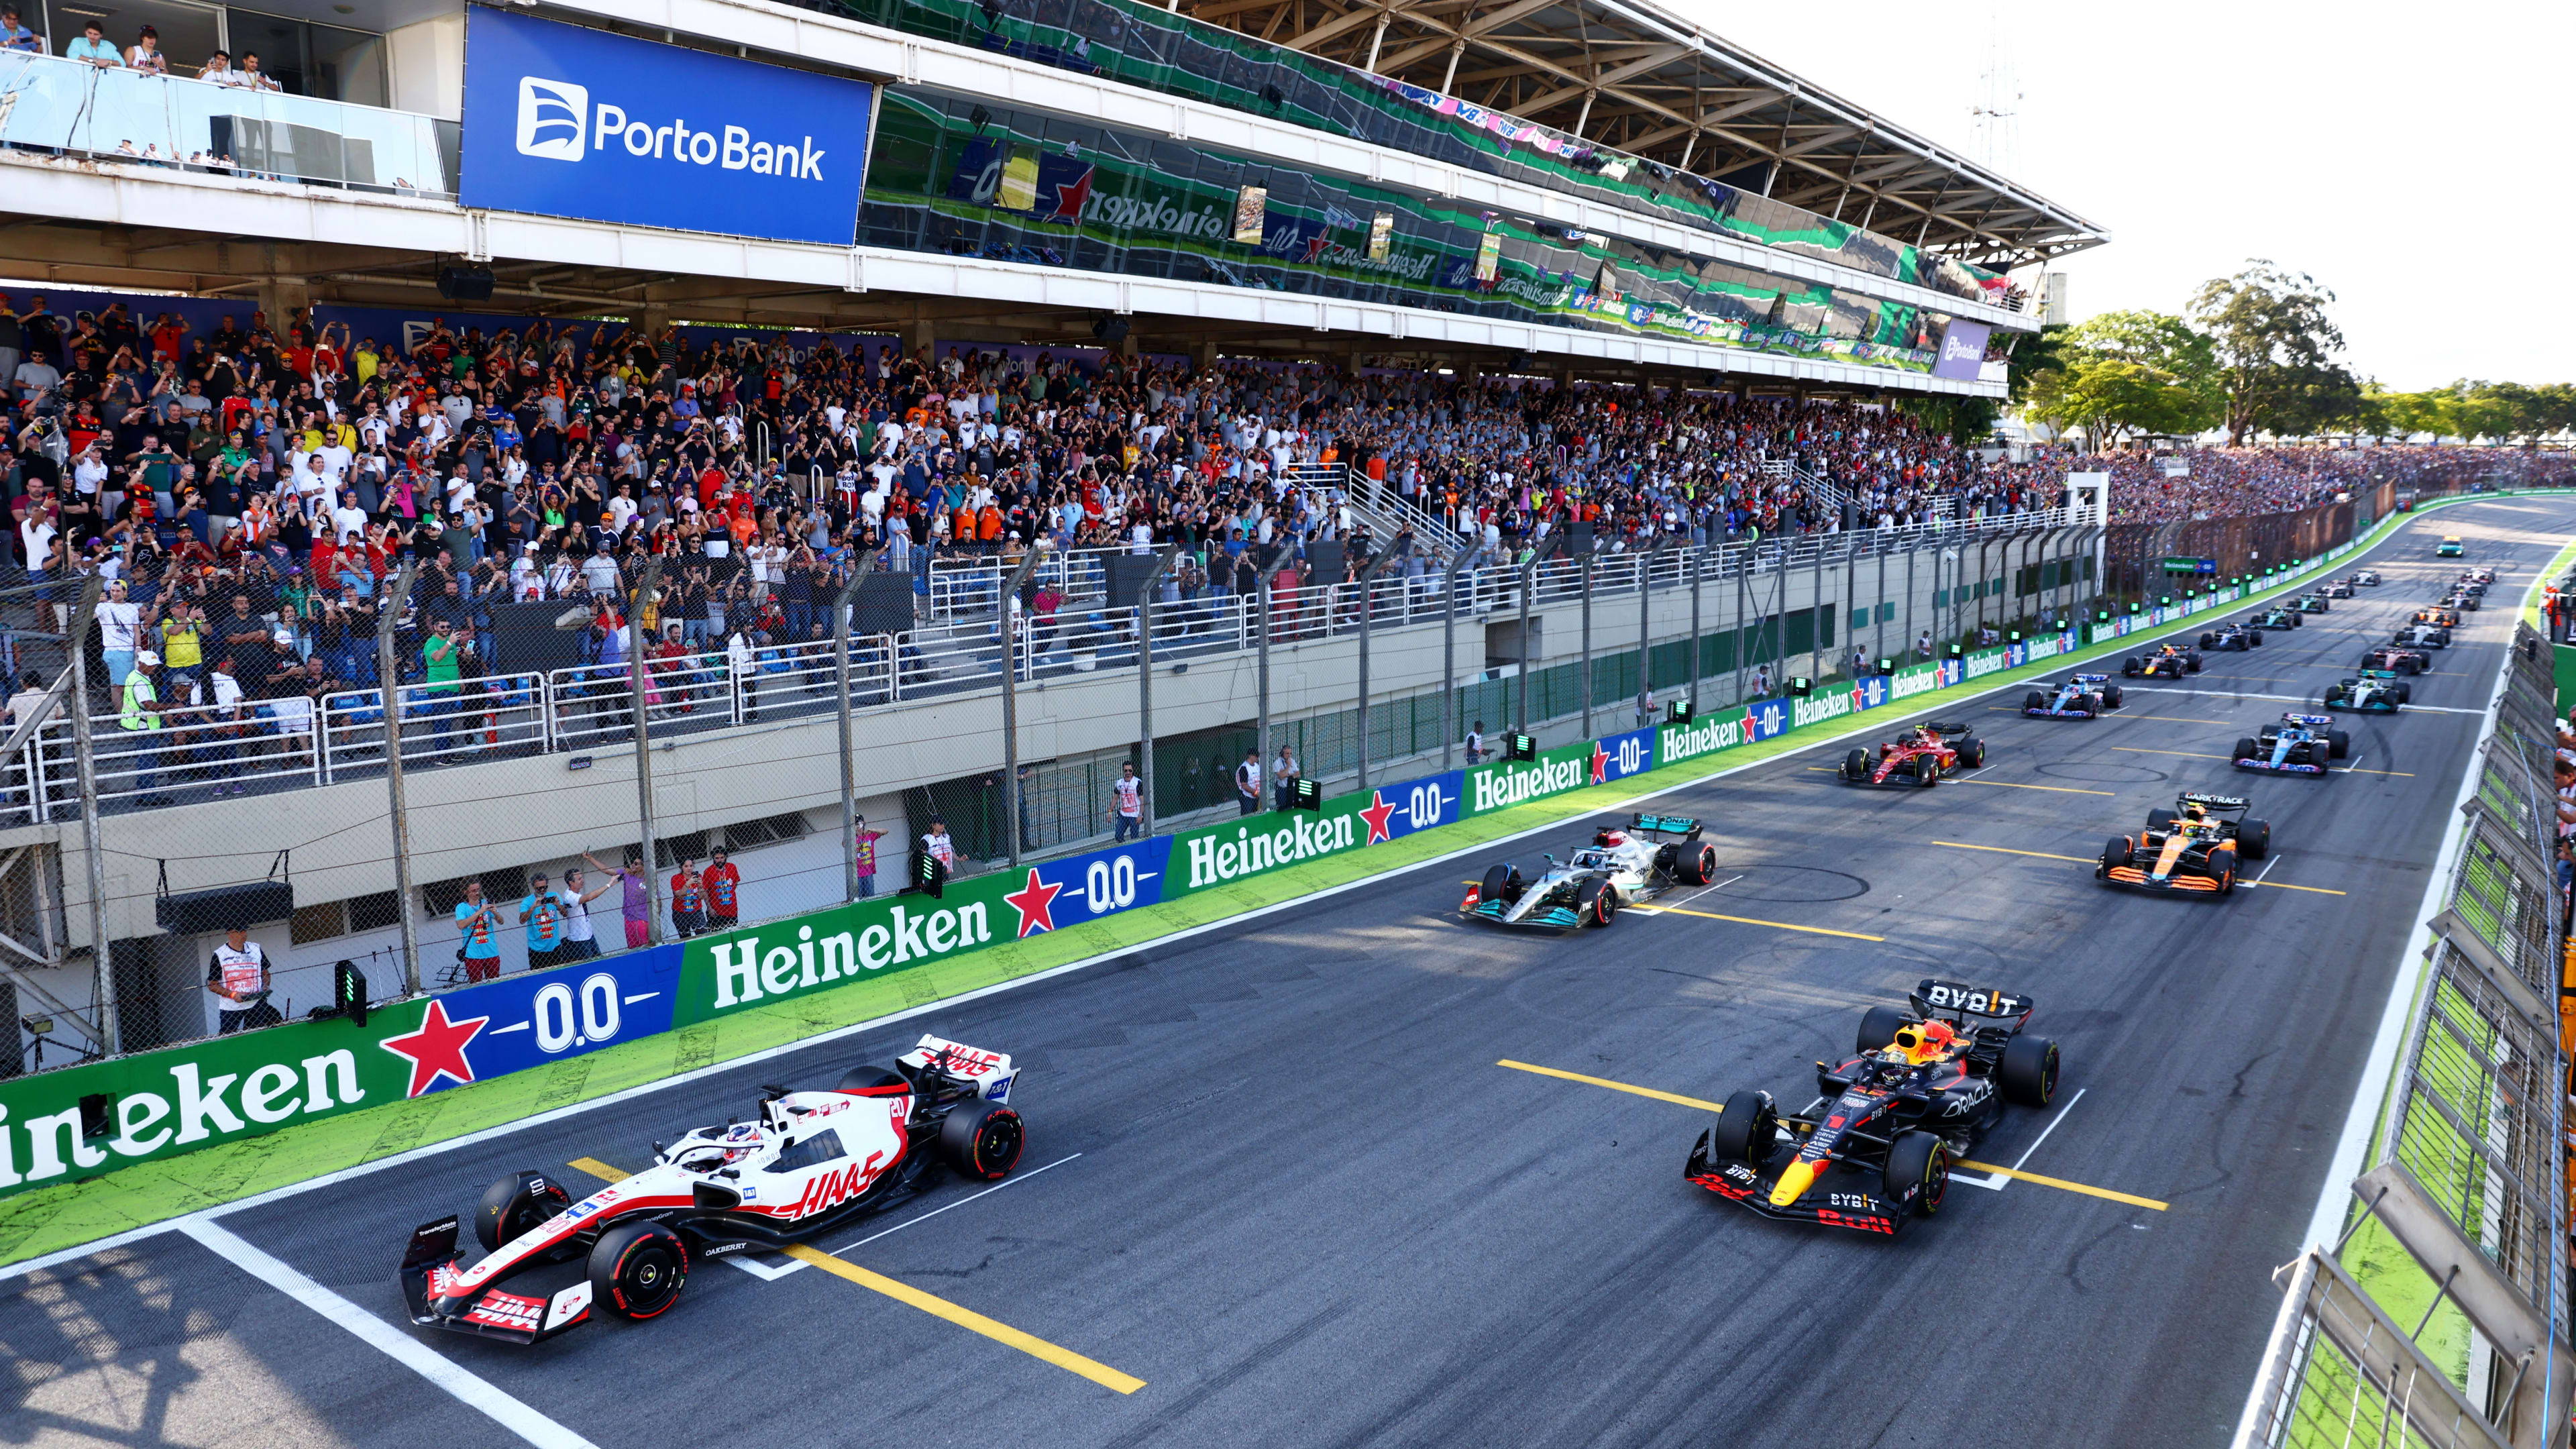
top-left (2351, 570), bottom-right (2383, 586)
top-left (2453, 575), bottom-right (2487, 596)
top-left (2292, 592), bottom-right (2331, 614)
top-left (2022, 674), bottom-right (2123, 718)
top-left (2120, 644), bottom-right (2204, 678)
top-left (2320, 579), bottom-right (2355, 599)
top-left (1460, 814), bottom-right (1717, 929)
top-left (2441, 590), bottom-right (2481, 612)
top-left (2463, 566), bottom-right (2495, 585)
top-left (2096, 792), bottom-right (2270, 896)
top-left (2436, 536), bottom-right (2465, 557)
top-left (2324, 670), bottom-right (2410, 713)
top-left (1839, 722), bottom-right (1986, 787)
top-left (2414, 606), bottom-right (2462, 630)
top-left (2233, 713), bottom-right (2349, 775)
top-left (2358, 644), bottom-right (2432, 675)
top-left (2197, 622), bottom-right (2265, 651)
top-left (2394, 623), bottom-right (2453, 649)
top-left (2253, 606), bottom-right (2303, 631)
top-left (399, 1037), bottom-right (1028, 1344)
top-left (1684, 979), bottom-right (2060, 1235)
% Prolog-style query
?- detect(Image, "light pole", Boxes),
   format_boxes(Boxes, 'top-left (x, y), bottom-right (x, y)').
top-left (627, 557), bottom-right (664, 945)
top-left (1134, 546), bottom-right (1179, 835)
top-left (1353, 551), bottom-right (1399, 790)
top-left (833, 547), bottom-right (882, 904)
top-left (1439, 545), bottom-right (1481, 770)
top-left (998, 545), bottom-right (1045, 869)
top-left (374, 562), bottom-right (419, 994)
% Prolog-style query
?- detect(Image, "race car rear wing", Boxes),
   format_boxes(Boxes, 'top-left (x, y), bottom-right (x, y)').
top-left (2282, 712), bottom-right (2333, 726)
top-left (1910, 979), bottom-right (2035, 1024)
top-left (2070, 673), bottom-right (2109, 684)
top-left (1628, 813), bottom-right (1703, 839)
top-left (2360, 668), bottom-right (2398, 679)
top-left (2178, 792), bottom-right (2252, 816)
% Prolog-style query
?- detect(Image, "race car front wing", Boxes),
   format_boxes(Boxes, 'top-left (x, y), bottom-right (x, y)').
top-left (1684, 1138), bottom-right (1905, 1234)
top-left (400, 1215), bottom-right (597, 1345)
top-left (2233, 753), bottom-right (2328, 775)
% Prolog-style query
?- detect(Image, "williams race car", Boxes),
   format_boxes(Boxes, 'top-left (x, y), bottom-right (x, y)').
top-left (2357, 644), bottom-right (2431, 676)
top-left (2233, 713), bottom-right (2349, 775)
top-left (2121, 644), bottom-right (2204, 678)
top-left (399, 1036), bottom-right (1028, 1344)
top-left (1684, 979), bottom-right (2060, 1235)
top-left (2441, 590), bottom-right (2481, 612)
top-left (2253, 606), bottom-right (2303, 631)
top-left (2022, 674), bottom-right (2124, 718)
top-left (2324, 670), bottom-right (2410, 713)
top-left (2395, 623), bottom-right (2453, 649)
top-left (2096, 792), bottom-right (2271, 896)
top-left (2292, 592), bottom-right (2331, 614)
top-left (2197, 622), bottom-right (2265, 651)
top-left (1839, 722), bottom-right (1986, 787)
top-left (1460, 814), bottom-right (1719, 929)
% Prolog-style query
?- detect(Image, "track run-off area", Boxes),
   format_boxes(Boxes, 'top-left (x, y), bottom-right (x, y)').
top-left (3, 498), bottom-right (2566, 1449)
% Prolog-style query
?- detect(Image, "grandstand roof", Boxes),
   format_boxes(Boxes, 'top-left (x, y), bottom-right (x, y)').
top-left (1181, 0), bottom-right (2106, 271)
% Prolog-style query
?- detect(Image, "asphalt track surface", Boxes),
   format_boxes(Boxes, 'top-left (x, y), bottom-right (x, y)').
top-left (3, 499), bottom-right (2566, 1449)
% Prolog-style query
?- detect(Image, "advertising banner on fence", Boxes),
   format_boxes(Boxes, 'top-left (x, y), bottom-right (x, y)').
top-left (1165, 765), bottom-right (1463, 896)
top-left (1466, 743), bottom-right (1597, 816)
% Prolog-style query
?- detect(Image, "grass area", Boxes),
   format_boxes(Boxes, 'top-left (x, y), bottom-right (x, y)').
top-left (0, 495), bottom-right (2534, 1269)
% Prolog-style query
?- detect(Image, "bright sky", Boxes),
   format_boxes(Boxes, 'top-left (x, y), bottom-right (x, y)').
top-left (1678, 0), bottom-right (2573, 391)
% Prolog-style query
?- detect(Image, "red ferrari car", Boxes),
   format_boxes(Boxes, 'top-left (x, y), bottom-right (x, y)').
top-left (1839, 722), bottom-right (1986, 788)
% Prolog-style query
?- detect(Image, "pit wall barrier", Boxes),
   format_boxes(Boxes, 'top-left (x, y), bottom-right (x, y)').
top-left (0, 527), bottom-right (2397, 1201)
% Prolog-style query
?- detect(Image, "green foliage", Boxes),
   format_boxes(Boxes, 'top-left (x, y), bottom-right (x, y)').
top-left (2359, 379), bottom-right (2576, 443)
top-left (2188, 260), bottom-right (2363, 444)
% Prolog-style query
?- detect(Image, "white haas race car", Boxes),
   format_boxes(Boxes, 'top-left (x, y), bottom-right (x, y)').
top-left (400, 1036), bottom-right (1026, 1343)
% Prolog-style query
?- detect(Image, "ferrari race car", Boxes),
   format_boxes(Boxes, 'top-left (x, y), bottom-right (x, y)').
top-left (2436, 536), bottom-right (2465, 557)
top-left (2233, 713), bottom-right (2349, 775)
top-left (2096, 792), bottom-right (2271, 896)
top-left (2253, 606), bottom-right (2302, 631)
top-left (1684, 979), bottom-right (2060, 1235)
top-left (2351, 570), bottom-right (2383, 586)
top-left (2395, 623), bottom-right (2453, 649)
top-left (1839, 722), bottom-right (1986, 788)
top-left (2324, 670), bottom-right (2410, 713)
top-left (2291, 592), bottom-right (2331, 614)
top-left (2121, 644), bottom-right (2204, 678)
top-left (2197, 622), bottom-right (2265, 651)
top-left (1460, 814), bottom-right (1718, 929)
top-left (399, 1036), bottom-right (1028, 1344)
top-left (2357, 645), bottom-right (2431, 676)
top-left (2022, 674), bottom-right (2124, 718)
top-left (2320, 579), bottom-right (2355, 599)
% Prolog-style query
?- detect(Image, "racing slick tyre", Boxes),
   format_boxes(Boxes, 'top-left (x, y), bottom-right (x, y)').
top-left (1711, 1091), bottom-right (1778, 1165)
top-left (1912, 753), bottom-right (1939, 787)
top-left (2323, 685), bottom-right (2346, 707)
top-left (2121, 657), bottom-right (2142, 678)
top-left (1479, 863), bottom-right (1515, 909)
top-left (2233, 737), bottom-right (2259, 764)
top-left (475, 1169), bottom-right (572, 1254)
top-left (1958, 739), bottom-right (1987, 769)
top-left (2097, 835), bottom-right (2131, 881)
top-left (2327, 730), bottom-right (2351, 759)
top-left (2196, 633), bottom-right (2216, 650)
top-left (1843, 748), bottom-right (1870, 782)
top-left (938, 1099), bottom-right (1026, 1181)
top-left (2395, 684), bottom-right (2412, 703)
top-left (1858, 1004), bottom-right (1913, 1054)
top-left (589, 1222), bottom-right (689, 1322)
top-left (2023, 690), bottom-right (2048, 712)
top-left (1577, 877), bottom-right (1617, 926)
top-left (1678, 843), bottom-right (1717, 887)
top-left (2239, 818), bottom-right (2271, 860)
top-left (2000, 1035), bottom-right (2061, 1108)
top-left (2103, 685), bottom-right (2124, 708)
top-left (2145, 808), bottom-right (2177, 835)
top-left (2249, 631), bottom-right (2263, 646)
top-left (1885, 1131), bottom-right (1950, 1222)
top-left (2186, 653), bottom-right (2203, 672)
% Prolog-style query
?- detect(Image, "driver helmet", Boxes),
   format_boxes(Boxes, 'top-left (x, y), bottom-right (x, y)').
top-left (1888, 1018), bottom-right (1957, 1065)
top-left (2182, 800), bottom-right (2209, 822)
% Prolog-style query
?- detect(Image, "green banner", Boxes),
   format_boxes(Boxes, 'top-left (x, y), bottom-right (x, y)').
top-left (1464, 743), bottom-right (1596, 817)
top-left (1163, 796), bottom-right (1371, 898)
top-left (677, 883), bottom-right (1009, 1024)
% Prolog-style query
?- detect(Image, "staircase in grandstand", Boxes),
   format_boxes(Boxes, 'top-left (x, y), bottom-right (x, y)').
top-left (1289, 462), bottom-right (1465, 561)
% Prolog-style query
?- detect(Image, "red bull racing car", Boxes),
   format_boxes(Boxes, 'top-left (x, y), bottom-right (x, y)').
top-left (398, 1036), bottom-right (1026, 1344)
top-left (2120, 644), bottom-right (2203, 678)
top-left (1838, 722), bottom-right (1986, 787)
top-left (2023, 674), bottom-right (2123, 718)
top-left (1685, 979), bottom-right (2061, 1235)
top-left (2096, 793), bottom-right (2270, 896)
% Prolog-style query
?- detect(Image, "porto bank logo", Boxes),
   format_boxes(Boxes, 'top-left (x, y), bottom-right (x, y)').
top-left (515, 77), bottom-right (588, 162)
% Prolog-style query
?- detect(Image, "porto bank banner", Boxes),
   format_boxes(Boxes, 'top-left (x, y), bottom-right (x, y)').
top-left (460, 9), bottom-right (875, 246)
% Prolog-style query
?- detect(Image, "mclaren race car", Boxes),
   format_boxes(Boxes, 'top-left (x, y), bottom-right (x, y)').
top-left (2096, 792), bottom-right (2271, 896)
top-left (2197, 622), bottom-right (2264, 651)
top-left (2292, 592), bottom-right (2331, 614)
top-left (2253, 606), bottom-right (2302, 631)
top-left (2395, 623), bottom-right (2453, 649)
top-left (2022, 674), bottom-right (2124, 718)
top-left (1460, 814), bottom-right (1719, 929)
top-left (399, 1036), bottom-right (1028, 1344)
top-left (2436, 536), bottom-right (2465, 557)
top-left (1839, 722), bottom-right (1986, 787)
top-left (2351, 570), bottom-right (2383, 586)
top-left (2121, 644), bottom-right (2204, 678)
top-left (2325, 670), bottom-right (2410, 713)
top-left (2234, 713), bottom-right (2350, 775)
top-left (2357, 644), bottom-right (2431, 676)
top-left (1684, 979), bottom-right (2060, 1235)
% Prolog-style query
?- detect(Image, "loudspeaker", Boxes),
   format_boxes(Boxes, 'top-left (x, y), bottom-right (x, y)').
top-left (1106, 555), bottom-right (1163, 608)
top-left (1305, 539), bottom-right (1345, 584)
top-left (1091, 316), bottom-right (1130, 344)
top-left (495, 600), bottom-right (592, 672)
top-left (437, 264), bottom-right (495, 302)
top-left (852, 573), bottom-right (915, 636)
top-left (156, 879), bottom-right (294, 932)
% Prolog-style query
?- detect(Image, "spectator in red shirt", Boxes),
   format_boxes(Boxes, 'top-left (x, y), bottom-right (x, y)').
top-left (669, 857), bottom-right (706, 939)
top-left (702, 846), bottom-right (740, 932)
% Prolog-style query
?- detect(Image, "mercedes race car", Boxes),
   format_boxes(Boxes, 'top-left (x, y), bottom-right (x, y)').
top-left (2235, 713), bottom-right (2350, 775)
top-left (2022, 675), bottom-right (2124, 718)
top-left (2395, 623), bottom-right (2453, 649)
top-left (1460, 814), bottom-right (1719, 929)
top-left (2197, 622), bottom-right (2265, 651)
top-left (2325, 670), bottom-right (2410, 714)
top-left (2096, 793), bottom-right (2271, 896)
top-left (2253, 606), bottom-right (2303, 631)
top-left (2121, 644), bottom-right (2204, 678)
top-left (2357, 644), bottom-right (2432, 676)
top-left (2436, 536), bottom-right (2465, 557)
top-left (2292, 592), bottom-right (2331, 614)
top-left (2351, 570), bottom-right (2383, 586)
top-left (1684, 979), bottom-right (2060, 1236)
top-left (1839, 722), bottom-right (1986, 788)
top-left (399, 1036), bottom-right (1028, 1344)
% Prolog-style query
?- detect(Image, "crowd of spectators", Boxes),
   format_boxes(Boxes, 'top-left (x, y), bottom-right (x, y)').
top-left (2075, 445), bottom-right (2575, 525)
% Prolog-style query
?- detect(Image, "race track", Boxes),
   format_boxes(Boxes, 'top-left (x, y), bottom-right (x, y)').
top-left (4, 498), bottom-right (2562, 1449)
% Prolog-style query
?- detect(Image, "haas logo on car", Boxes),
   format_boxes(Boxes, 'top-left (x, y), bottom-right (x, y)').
top-left (784, 1150), bottom-right (888, 1218)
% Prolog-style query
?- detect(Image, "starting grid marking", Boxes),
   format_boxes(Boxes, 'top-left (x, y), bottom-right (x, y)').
top-left (1928, 841), bottom-right (2346, 895)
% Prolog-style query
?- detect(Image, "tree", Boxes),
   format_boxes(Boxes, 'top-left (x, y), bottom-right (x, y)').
top-left (2021, 355), bottom-right (2214, 446)
top-left (2188, 262), bottom-right (2362, 443)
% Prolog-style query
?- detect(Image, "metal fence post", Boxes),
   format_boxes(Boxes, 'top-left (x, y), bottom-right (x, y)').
top-left (1135, 547), bottom-right (1177, 836)
top-left (833, 548), bottom-right (881, 904)
top-left (999, 547), bottom-right (1045, 869)
top-left (1733, 554), bottom-right (1748, 705)
top-left (1578, 550), bottom-right (1597, 736)
top-left (1636, 539), bottom-right (1664, 725)
top-left (1354, 552), bottom-right (1397, 790)
top-left (1808, 535), bottom-right (1826, 683)
top-left (628, 558), bottom-right (665, 946)
top-left (1876, 539), bottom-right (1889, 665)
top-left (375, 562), bottom-right (419, 995)
top-left (1440, 547), bottom-right (1478, 769)
top-left (1687, 544), bottom-right (1704, 710)
top-left (64, 577), bottom-right (115, 1049)
top-left (1513, 557), bottom-right (1538, 735)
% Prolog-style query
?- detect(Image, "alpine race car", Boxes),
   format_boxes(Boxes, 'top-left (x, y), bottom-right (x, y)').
top-left (2096, 792), bottom-right (2271, 896)
top-left (2357, 644), bottom-right (2431, 676)
top-left (2436, 536), bottom-right (2465, 557)
top-left (2121, 644), bottom-right (2204, 678)
top-left (1684, 979), bottom-right (2060, 1236)
top-left (2395, 623), bottom-right (2453, 649)
top-left (2351, 570), bottom-right (2383, 586)
top-left (2324, 670), bottom-right (2410, 713)
top-left (2022, 674), bottom-right (2124, 718)
top-left (2233, 713), bottom-right (2349, 775)
top-left (1460, 814), bottom-right (1718, 929)
top-left (1839, 722), bottom-right (1986, 788)
top-left (2253, 606), bottom-right (2303, 631)
top-left (398, 1036), bottom-right (1028, 1344)
top-left (2197, 622), bottom-right (2265, 651)
top-left (2292, 592), bottom-right (2331, 614)
top-left (2441, 590), bottom-right (2481, 612)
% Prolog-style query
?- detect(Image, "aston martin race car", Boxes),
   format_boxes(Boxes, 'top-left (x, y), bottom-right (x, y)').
top-left (2096, 792), bottom-right (2271, 896)
top-left (2395, 623), bottom-right (2453, 649)
top-left (2357, 644), bottom-right (2432, 675)
top-left (1839, 722), bottom-right (1987, 787)
top-left (1460, 814), bottom-right (1718, 929)
top-left (2121, 644), bottom-right (2204, 678)
top-left (2022, 674), bottom-right (2124, 718)
top-left (399, 1036), bottom-right (1028, 1344)
top-left (2351, 570), bottom-right (2383, 586)
top-left (2253, 606), bottom-right (2302, 631)
top-left (2436, 536), bottom-right (2465, 557)
top-left (1684, 979), bottom-right (2060, 1235)
top-left (2292, 592), bottom-right (2331, 614)
top-left (2197, 622), bottom-right (2265, 651)
top-left (2233, 713), bottom-right (2349, 775)
top-left (2324, 670), bottom-right (2410, 713)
